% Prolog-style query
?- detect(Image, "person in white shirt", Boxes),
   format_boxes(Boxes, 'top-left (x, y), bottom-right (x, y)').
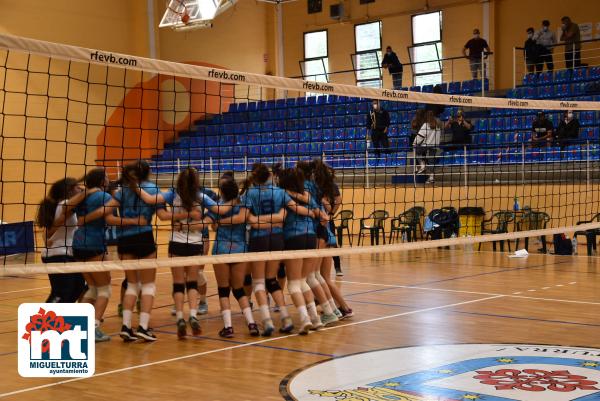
top-left (534, 20), bottom-right (557, 72)
top-left (413, 110), bottom-right (443, 184)
top-left (36, 178), bottom-right (96, 303)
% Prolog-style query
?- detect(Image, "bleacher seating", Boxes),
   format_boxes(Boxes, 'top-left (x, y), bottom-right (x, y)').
top-left (151, 72), bottom-right (600, 173)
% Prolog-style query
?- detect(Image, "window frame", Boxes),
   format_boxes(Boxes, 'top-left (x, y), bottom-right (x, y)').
top-left (301, 29), bottom-right (330, 83)
top-left (303, 29), bottom-right (329, 60)
top-left (353, 21), bottom-right (383, 88)
top-left (409, 11), bottom-right (443, 86)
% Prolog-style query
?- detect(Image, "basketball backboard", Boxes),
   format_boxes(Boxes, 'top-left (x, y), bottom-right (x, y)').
top-left (159, 0), bottom-right (237, 30)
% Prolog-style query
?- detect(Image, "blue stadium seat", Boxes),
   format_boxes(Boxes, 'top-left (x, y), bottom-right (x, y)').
top-left (589, 67), bottom-right (600, 80)
top-left (572, 67), bottom-right (588, 82)
top-left (523, 73), bottom-right (537, 86)
top-left (583, 127), bottom-right (600, 140)
top-left (306, 96), bottom-right (316, 105)
top-left (538, 71), bottom-right (553, 85)
top-left (323, 142), bottom-right (334, 152)
top-left (580, 111), bottom-right (596, 126)
top-left (285, 143), bottom-right (298, 155)
top-left (273, 143), bottom-right (285, 154)
top-left (298, 143), bottom-right (310, 154)
top-left (286, 131), bottom-right (299, 143)
top-left (285, 98), bottom-right (296, 107)
top-left (461, 80), bottom-right (475, 93)
top-left (564, 145), bottom-right (582, 161)
top-left (421, 84), bottom-right (434, 93)
top-left (323, 129), bottom-right (334, 141)
top-left (448, 82), bottom-right (461, 94)
top-left (310, 142), bottom-right (322, 154)
top-left (296, 97), bottom-right (306, 107)
top-left (554, 69), bottom-right (571, 83)
top-left (409, 86), bottom-right (421, 92)
top-left (228, 103), bottom-right (238, 113)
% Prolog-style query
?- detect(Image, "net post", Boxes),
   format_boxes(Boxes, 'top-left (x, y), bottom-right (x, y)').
top-left (177, 158), bottom-right (181, 173)
top-left (365, 149), bottom-right (370, 189)
top-left (244, 155), bottom-right (248, 174)
top-left (282, 154), bottom-right (285, 168)
top-left (512, 47), bottom-right (517, 89)
top-left (451, 59), bottom-right (454, 82)
top-left (117, 160), bottom-right (121, 180)
top-left (481, 52), bottom-right (485, 97)
top-left (463, 145), bottom-right (468, 188)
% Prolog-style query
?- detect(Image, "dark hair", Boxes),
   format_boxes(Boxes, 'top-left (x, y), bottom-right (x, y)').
top-left (241, 162), bottom-right (270, 194)
top-left (221, 170), bottom-right (234, 180)
top-left (36, 178), bottom-right (79, 229)
top-left (386, 46), bottom-right (392, 50)
top-left (561, 16), bottom-right (570, 23)
top-left (107, 180), bottom-right (120, 195)
top-left (312, 159), bottom-right (336, 205)
top-left (412, 108), bottom-right (427, 130)
top-left (296, 160), bottom-right (313, 181)
top-left (219, 178), bottom-right (239, 203)
top-left (527, 27), bottom-right (534, 33)
top-left (276, 167), bottom-right (305, 194)
top-left (134, 160), bottom-right (150, 181)
top-left (84, 168), bottom-right (106, 189)
top-left (542, 20), bottom-right (550, 26)
top-left (177, 167), bottom-right (200, 211)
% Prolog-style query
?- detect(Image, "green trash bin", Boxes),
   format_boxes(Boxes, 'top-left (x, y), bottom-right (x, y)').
top-left (458, 207), bottom-right (486, 237)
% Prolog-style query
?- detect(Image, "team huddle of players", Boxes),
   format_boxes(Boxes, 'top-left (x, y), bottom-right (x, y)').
top-left (37, 159), bottom-right (353, 342)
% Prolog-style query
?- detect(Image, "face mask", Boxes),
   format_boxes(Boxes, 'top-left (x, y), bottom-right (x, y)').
top-left (373, 104), bottom-right (378, 110)
top-left (528, 33), bottom-right (533, 39)
top-left (562, 24), bottom-right (566, 30)
top-left (542, 26), bottom-right (548, 32)
top-left (474, 34), bottom-right (480, 38)
top-left (567, 112), bottom-right (573, 119)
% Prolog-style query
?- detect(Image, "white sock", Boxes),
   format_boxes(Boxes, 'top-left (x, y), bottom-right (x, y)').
top-left (278, 305), bottom-right (290, 318)
top-left (139, 312), bottom-right (150, 330)
top-left (95, 319), bottom-right (100, 328)
top-left (176, 311), bottom-right (183, 320)
top-left (123, 310), bottom-right (132, 328)
top-left (242, 307), bottom-right (255, 324)
top-left (259, 304), bottom-right (271, 321)
top-left (297, 305), bottom-right (309, 321)
top-left (328, 298), bottom-right (337, 312)
top-left (307, 302), bottom-right (319, 320)
top-left (190, 309), bottom-right (197, 318)
top-left (321, 301), bottom-right (333, 315)
top-left (222, 309), bottom-right (232, 328)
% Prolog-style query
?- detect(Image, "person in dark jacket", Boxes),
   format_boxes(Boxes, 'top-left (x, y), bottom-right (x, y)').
top-left (524, 27), bottom-right (540, 73)
top-left (556, 110), bottom-right (580, 148)
top-left (381, 46), bottom-right (403, 89)
top-left (366, 99), bottom-right (390, 156)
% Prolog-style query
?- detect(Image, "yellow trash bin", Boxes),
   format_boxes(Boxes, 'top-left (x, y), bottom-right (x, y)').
top-left (458, 207), bottom-right (486, 237)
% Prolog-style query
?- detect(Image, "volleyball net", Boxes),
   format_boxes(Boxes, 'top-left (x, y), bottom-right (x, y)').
top-left (1, 33), bottom-right (600, 276)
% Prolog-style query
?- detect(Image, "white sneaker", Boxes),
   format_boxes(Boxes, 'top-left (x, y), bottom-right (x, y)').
top-left (416, 161), bottom-right (426, 174)
top-left (426, 175), bottom-right (435, 184)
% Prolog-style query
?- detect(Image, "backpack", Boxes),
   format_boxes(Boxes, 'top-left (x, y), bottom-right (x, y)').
top-left (553, 233), bottom-right (573, 255)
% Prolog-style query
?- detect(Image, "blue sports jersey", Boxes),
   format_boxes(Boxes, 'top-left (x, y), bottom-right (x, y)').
top-left (209, 204), bottom-right (247, 254)
top-left (73, 191), bottom-right (112, 251)
top-left (241, 184), bottom-right (291, 238)
top-left (114, 181), bottom-right (160, 238)
top-left (284, 194), bottom-right (318, 239)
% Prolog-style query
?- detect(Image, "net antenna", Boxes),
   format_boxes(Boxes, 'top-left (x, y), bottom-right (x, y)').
top-left (159, 0), bottom-right (237, 31)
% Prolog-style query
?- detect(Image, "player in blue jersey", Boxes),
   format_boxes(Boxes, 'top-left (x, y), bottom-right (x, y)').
top-left (72, 168), bottom-right (146, 342)
top-left (205, 176), bottom-right (263, 338)
top-left (240, 162), bottom-right (313, 336)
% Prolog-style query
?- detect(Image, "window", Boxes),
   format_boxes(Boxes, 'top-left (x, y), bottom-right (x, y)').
top-left (410, 11), bottom-right (443, 87)
top-left (302, 30), bottom-right (329, 82)
top-left (353, 21), bottom-right (383, 88)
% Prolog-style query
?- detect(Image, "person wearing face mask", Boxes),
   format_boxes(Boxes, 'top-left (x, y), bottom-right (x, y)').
top-left (531, 111), bottom-right (554, 147)
top-left (534, 20), bottom-right (557, 72)
top-left (366, 99), bottom-right (390, 156)
top-left (463, 28), bottom-right (491, 79)
top-left (560, 16), bottom-right (581, 70)
top-left (556, 110), bottom-right (580, 148)
top-left (381, 46), bottom-right (403, 90)
top-left (524, 27), bottom-right (540, 74)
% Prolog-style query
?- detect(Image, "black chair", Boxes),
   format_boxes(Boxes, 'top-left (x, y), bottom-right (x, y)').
top-left (358, 210), bottom-right (389, 246)
top-left (389, 207), bottom-right (424, 243)
top-left (575, 213), bottom-right (600, 255)
top-left (515, 211), bottom-right (551, 253)
top-left (334, 210), bottom-right (354, 246)
top-left (479, 211), bottom-right (514, 251)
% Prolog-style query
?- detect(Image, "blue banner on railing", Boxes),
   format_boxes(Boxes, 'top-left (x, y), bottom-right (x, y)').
top-left (0, 221), bottom-right (35, 255)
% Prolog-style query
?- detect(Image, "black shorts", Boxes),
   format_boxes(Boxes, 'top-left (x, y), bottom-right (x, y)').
top-left (249, 233), bottom-right (284, 252)
top-left (118, 231), bottom-right (156, 258)
top-left (168, 241), bottom-right (203, 257)
top-left (316, 224), bottom-right (328, 241)
top-left (72, 248), bottom-right (106, 261)
top-left (42, 255), bottom-right (76, 264)
top-left (284, 234), bottom-right (317, 251)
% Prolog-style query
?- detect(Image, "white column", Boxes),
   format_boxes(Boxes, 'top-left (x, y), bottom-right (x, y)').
top-left (147, 0), bottom-right (157, 59)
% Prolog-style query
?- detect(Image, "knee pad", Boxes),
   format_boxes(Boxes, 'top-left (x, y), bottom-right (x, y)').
top-left (232, 287), bottom-right (245, 300)
top-left (125, 281), bottom-right (140, 297)
top-left (287, 279), bottom-right (302, 295)
top-left (277, 263), bottom-right (286, 279)
top-left (141, 282), bottom-right (156, 297)
top-left (253, 278), bottom-right (265, 293)
top-left (266, 277), bottom-right (281, 294)
top-left (185, 281), bottom-right (198, 292)
top-left (301, 280), bottom-right (311, 293)
top-left (315, 272), bottom-right (327, 286)
top-left (83, 286), bottom-right (97, 301)
top-left (218, 286), bottom-right (231, 299)
top-left (306, 272), bottom-right (320, 289)
top-left (121, 279), bottom-right (127, 289)
top-left (172, 283), bottom-right (186, 295)
top-left (197, 271), bottom-right (207, 287)
top-left (96, 285), bottom-right (112, 299)
top-left (244, 274), bottom-right (252, 286)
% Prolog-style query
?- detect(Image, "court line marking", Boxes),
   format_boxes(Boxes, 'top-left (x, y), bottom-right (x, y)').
top-left (0, 294), bottom-right (502, 398)
top-left (339, 280), bottom-right (600, 306)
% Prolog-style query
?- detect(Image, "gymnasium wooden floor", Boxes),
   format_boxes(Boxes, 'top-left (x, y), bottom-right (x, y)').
top-left (0, 248), bottom-right (599, 400)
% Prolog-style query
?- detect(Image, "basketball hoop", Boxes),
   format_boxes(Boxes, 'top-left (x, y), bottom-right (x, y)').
top-left (167, 0), bottom-right (190, 25)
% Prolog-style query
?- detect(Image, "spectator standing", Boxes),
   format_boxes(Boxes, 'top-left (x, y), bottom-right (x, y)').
top-left (445, 110), bottom-right (473, 147)
top-left (463, 28), bottom-right (491, 79)
top-left (556, 110), bottom-right (580, 147)
top-left (413, 110), bottom-right (443, 184)
top-left (366, 99), bottom-right (390, 156)
top-left (524, 27), bottom-right (540, 74)
top-left (534, 20), bottom-right (557, 72)
top-left (531, 111), bottom-right (554, 146)
top-left (381, 46), bottom-right (403, 90)
top-left (560, 16), bottom-right (581, 70)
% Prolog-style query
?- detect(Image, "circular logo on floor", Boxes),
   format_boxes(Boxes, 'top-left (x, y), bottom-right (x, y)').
top-left (281, 344), bottom-right (600, 401)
